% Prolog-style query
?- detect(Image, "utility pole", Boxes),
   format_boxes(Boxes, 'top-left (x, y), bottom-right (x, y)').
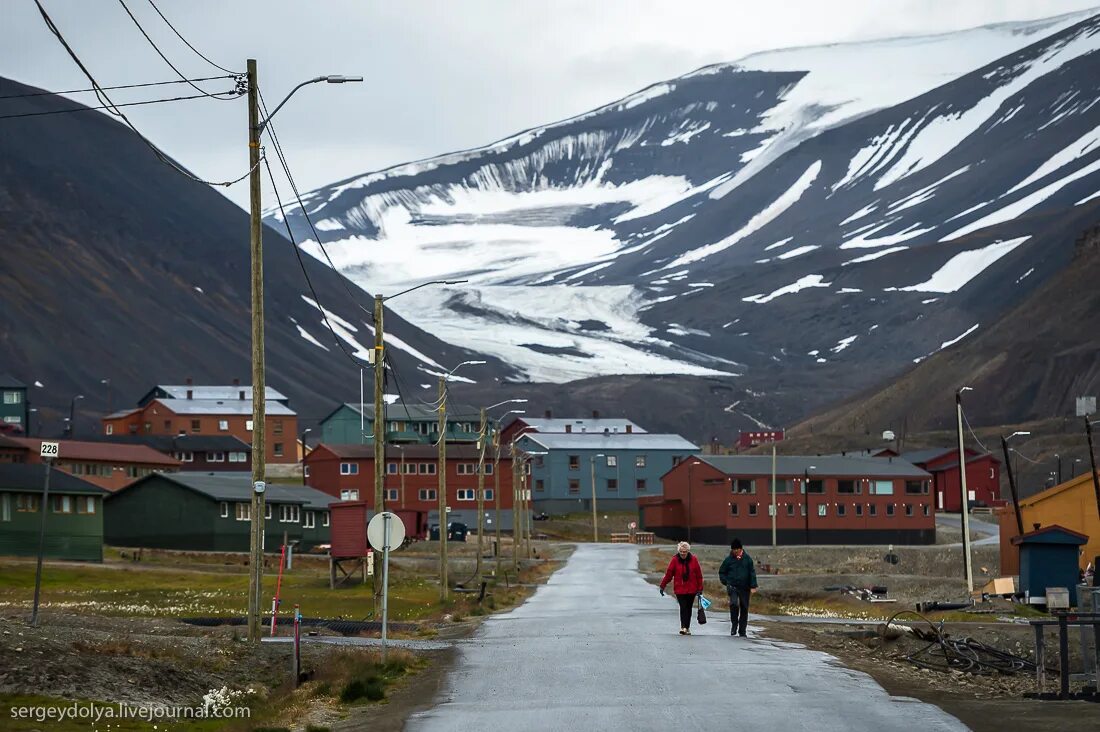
top-left (246, 58), bottom-right (268, 644)
top-left (511, 441), bottom-right (520, 573)
top-left (803, 469), bottom-right (811, 545)
top-left (438, 377), bottom-right (448, 601)
top-left (590, 454), bottom-right (599, 542)
top-left (373, 293), bottom-right (385, 607)
top-left (955, 389), bottom-right (974, 594)
top-left (475, 407), bottom-right (487, 583)
top-left (770, 445), bottom-right (777, 546)
top-left (399, 447), bottom-right (406, 508)
top-left (30, 455), bottom-right (54, 628)
top-left (494, 431), bottom-right (502, 577)
top-left (1086, 417), bottom-right (1100, 520)
top-left (1000, 436), bottom-right (1025, 538)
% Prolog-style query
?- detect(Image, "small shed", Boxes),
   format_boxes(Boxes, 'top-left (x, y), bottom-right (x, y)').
top-left (1011, 525), bottom-right (1089, 606)
top-left (330, 500), bottom-right (370, 559)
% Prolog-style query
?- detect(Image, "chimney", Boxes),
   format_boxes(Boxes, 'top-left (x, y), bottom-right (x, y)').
top-left (592, 410), bottom-right (600, 419)
top-left (626, 425), bottom-right (633, 434)
top-left (185, 377), bottom-right (193, 386)
top-left (239, 390), bottom-right (246, 400)
top-left (544, 409), bottom-right (552, 419)
top-left (186, 389), bottom-right (193, 400)
top-left (565, 424), bottom-right (572, 433)
top-left (233, 378), bottom-right (240, 387)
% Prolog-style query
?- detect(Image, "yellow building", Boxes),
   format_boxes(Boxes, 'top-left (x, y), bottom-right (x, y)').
top-left (999, 472), bottom-right (1100, 575)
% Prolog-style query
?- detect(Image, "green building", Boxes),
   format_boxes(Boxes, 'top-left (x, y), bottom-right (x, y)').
top-left (104, 472), bottom-right (332, 552)
top-left (0, 464), bottom-right (107, 561)
top-left (320, 402), bottom-right (482, 445)
top-left (0, 374), bottom-right (29, 434)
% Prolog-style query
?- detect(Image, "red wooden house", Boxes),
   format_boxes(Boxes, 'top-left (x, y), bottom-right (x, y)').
top-left (893, 448), bottom-right (1001, 512)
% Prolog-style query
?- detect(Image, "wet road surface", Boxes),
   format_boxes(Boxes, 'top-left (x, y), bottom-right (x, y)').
top-left (407, 544), bottom-right (969, 731)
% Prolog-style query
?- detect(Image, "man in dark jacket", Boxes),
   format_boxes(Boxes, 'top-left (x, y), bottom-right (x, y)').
top-left (718, 538), bottom-right (757, 636)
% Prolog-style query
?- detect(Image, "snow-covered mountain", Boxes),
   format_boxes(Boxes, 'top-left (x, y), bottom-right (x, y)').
top-left (273, 10), bottom-right (1100, 426)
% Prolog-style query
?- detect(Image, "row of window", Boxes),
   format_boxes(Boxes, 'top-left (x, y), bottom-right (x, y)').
top-left (0, 493), bottom-right (97, 518)
top-left (567, 454), bottom-right (649, 470)
top-left (382, 421), bottom-right (475, 433)
top-left (336, 488), bottom-right (495, 502)
top-left (3, 390), bottom-right (22, 404)
top-left (560, 478), bottom-right (648, 493)
top-left (174, 451), bottom-right (248, 463)
top-left (340, 461), bottom-right (497, 476)
top-left (221, 502), bottom-right (329, 527)
top-left (727, 478), bottom-right (931, 496)
top-left (730, 502), bottom-right (931, 518)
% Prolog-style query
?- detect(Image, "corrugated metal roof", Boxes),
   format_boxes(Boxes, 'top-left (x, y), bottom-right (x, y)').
top-left (140, 472), bottom-right (333, 509)
top-left (156, 398), bottom-right (296, 416)
top-left (0, 464), bottom-right (108, 494)
top-left (523, 433), bottom-right (697, 451)
top-left (0, 373), bottom-right (26, 388)
top-left (110, 435), bottom-right (252, 452)
top-left (7, 438), bottom-right (179, 465)
top-left (518, 417), bottom-right (647, 434)
top-left (697, 454), bottom-right (930, 478)
top-left (157, 385), bottom-right (288, 401)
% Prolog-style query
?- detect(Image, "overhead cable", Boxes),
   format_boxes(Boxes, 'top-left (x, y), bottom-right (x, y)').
top-left (143, 0), bottom-right (241, 75)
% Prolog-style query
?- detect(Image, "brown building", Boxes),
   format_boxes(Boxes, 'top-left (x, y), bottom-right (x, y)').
top-left (9, 437), bottom-right (179, 492)
top-left (108, 434), bottom-right (253, 472)
top-left (642, 454), bottom-right (935, 545)
top-left (102, 383), bottom-right (297, 465)
top-left (998, 471), bottom-right (1100, 575)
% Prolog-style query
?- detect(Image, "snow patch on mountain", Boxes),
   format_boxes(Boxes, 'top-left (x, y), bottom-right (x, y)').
top-left (898, 237), bottom-right (1030, 292)
top-left (743, 274), bottom-right (831, 303)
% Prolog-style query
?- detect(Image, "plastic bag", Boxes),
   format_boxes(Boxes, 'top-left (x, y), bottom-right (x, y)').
top-left (699, 595), bottom-right (712, 611)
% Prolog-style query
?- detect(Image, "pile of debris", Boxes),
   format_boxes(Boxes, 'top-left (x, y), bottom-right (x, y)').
top-left (824, 584), bottom-right (896, 604)
top-left (883, 611), bottom-right (1039, 676)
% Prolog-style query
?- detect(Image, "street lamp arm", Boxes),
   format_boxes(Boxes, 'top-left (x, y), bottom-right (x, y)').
top-left (258, 75), bottom-right (363, 132)
top-left (385, 279), bottom-right (468, 302)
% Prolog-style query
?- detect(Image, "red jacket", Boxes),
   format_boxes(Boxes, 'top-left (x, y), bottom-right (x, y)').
top-left (660, 553), bottom-right (704, 595)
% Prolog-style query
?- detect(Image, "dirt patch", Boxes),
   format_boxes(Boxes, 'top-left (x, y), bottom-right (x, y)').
top-left (759, 620), bottom-right (1100, 732)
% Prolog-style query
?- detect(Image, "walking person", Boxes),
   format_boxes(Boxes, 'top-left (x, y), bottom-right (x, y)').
top-left (719, 538), bottom-right (757, 637)
top-left (659, 541), bottom-right (704, 635)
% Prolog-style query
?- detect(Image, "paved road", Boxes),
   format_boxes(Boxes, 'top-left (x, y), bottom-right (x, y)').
top-left (936, 513), bottom-right (1000, 546)
top-left (407, 544), bottom-right (969, 732)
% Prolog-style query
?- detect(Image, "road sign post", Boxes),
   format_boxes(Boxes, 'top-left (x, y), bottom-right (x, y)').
top-left (31, 441), bottom-right (59, 627)
top-left (368, 511), bottom-right (406, 661)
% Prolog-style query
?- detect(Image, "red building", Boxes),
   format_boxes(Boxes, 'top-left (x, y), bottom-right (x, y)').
top-left (108, 435), bottom-right (252, 472)
top-left (304, 443), bottom-right (518, 526)
top-left (737, 430), bottom-right (784, 449)
top-left (641, 454), bottom-right (935, 545)
top-left (8, 437), bottom-right (179, 492)
top-left (890, 449), bottom-right (1001, 512)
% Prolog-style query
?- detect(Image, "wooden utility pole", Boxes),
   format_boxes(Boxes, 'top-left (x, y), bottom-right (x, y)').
top-left (373, 293), bottom-right (385, 607)
top-left (770, 445), bottom-right (777, 546)
top-left (246, 58), bottom-right (268, 644)
top-left (590, 454), bottom-right (599, 542)
top-left (955, 390), bottom-right (974, 593)
top-left (511, 441), bottom-right (520, 573)
top-left (475, 408), bottom-right (487, 583)
top-left (494, 431), bottom-right (502, 577)
top-left (1086, 417), bottom-right (1100, 520)
top-left (438, 377), bottom-right (448, 601)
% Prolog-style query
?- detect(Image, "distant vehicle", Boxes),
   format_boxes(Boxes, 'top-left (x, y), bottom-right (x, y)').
top-left (532, 512), bottom-right (550, 521)
top-left (429, 522), bottom-right (468, 542)
top-left (0, 424), bottom-right (25, 436)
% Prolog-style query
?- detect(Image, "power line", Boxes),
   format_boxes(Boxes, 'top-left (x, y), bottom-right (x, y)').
top-left (0, 90), bottom-right (226, 120)
top-left (0, 75), bottom-right (234, 100)
top-left (1010, 448), bottom-right (1044, 465)
top-left (143, 0), bottom-right (241, 75)
top-left (115, 0), bottom-right (241, 101)
top-left (960, 408), bottom-right (990, 453)
top-left (33, 0), bottom-right (254, 188)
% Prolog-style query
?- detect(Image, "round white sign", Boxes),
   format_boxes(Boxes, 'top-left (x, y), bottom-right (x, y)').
top-left (367, 511), bottom-right (406, 551)
top-left (628, 521), bottom-right (637, 530)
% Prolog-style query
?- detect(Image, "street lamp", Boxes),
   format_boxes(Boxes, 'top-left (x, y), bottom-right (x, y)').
top-left (66, 395), bottom-right (84, 438)
top-left (494, 409), bottom-right (524, 577)
top-left (1001, 431), bottom-right (1030, 537)
top-left (589, 453), bottom-right (605, 543)
top-left (954, 387), bottom-right (975, 593)
top-left (299, 428), bottom-right (312, 486)
top-left (474, 399), bottom-right (527, 583)
top-left (100, 378), bottom-right (112, 414)
top-left (803, 465), bottom-right (816, 545)
top-left (245, 61), bottom-right (362, 643)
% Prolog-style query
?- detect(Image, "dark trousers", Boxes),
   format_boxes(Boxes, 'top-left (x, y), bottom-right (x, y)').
top-left (729, 587), bottom-right (750, 634)
top-left (676, 593), bottom-right (695, 629)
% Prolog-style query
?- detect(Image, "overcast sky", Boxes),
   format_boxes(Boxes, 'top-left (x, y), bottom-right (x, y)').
top-left (4, 0), bottom-right (1098, 209)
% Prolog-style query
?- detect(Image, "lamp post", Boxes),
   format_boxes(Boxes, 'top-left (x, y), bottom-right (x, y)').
top-left (803, 465), bottom-right (816, 545)
top-left (955, 387), bottom-right (975, 594)
top-left (28, 408), bottom-right (38, 437)
top-left (246, 63), bottom-right (363, 644)
top-left (1001, 431), bottom-right (1029, 538)
top-left (475, 399), bottom-right (526, 584)
top-left (589, 453), bottom-right (605, 542)
top-left (66, 395), bottom-right (83, 438)
top-left (435, 360), bottom-right (485, 601)
top-left (100, 378), bottom-right (112, 415)
top-left (299, 428), bottom-right (312, 486)
top-left (494, 409), bottom-right (524, 577)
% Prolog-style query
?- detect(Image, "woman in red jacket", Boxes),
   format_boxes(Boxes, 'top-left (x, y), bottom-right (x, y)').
top-left (659, 541), bottom-right (704, 635)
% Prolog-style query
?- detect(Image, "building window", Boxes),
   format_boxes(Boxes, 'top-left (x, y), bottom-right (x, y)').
top-left (672, 456), bottom-right (682, 466)
top-left (568, 479), bottom-right (580, 494)
top-left (304, 511), bottom-right (316, 529)
top-left (837, 480), bottom-right (859, 494)
top-left (419, 463), bottom-right (436, 475)
top-left (1, 493), bottom-right (10, 522)
top-left (606, 455), bottom-right (617, 467)
top-left (458, 463), bottom-right (476, 475)
top-left (871, 480), bottom-right (894, 495)
top-left (387, 462), bottom-right (398, 474)
top-left (164, 420), bottom-right (172, 431)
top-left (322, 512), bottom-right (330, 527)
top-left (229, 451), bottom-right (247, 463)
top-left (923, 505), bottom-right (930, 517)
top-left (208, 452), bottom-right (225, 463)
top-left (2, 391), bottom-right (21, 404)
top-left (403, 463), bottom-right (416, 474)
top-left (246, 419), bottom-right (254, 431)
top-left (905, 503), bottom-right (914, 516)
top-left (457, 489), bottom-right (476, 501)
top-left (817, 504), bottom-right (827, 517)
top-left (733, 479), bottom-right (754, 494)
top-left (220, 502), bottom-right (229, 518)
top-left (607, 478), bottom-right (618, 492)
top-left (340, 489), bottom-right (359, 501)
top-left (635, 455), bottom-right (646, 468)
top-left (178, 451), bottom-right (193, 463)
top-left (265, 504), bottom-right (272, 520)
top-left (235, 503), bottom-right (250, 521)
top-left (143, 422), bottom-right (151, 434)
top-left (730, 503), bottom-right (739, 516)
top-left (191, 419), bottom-right (201, 433)
top-left (805, 479), bottom-right (825, 494)
top-left (534, 456), bottom-right (544, 468)
top-left (636, 478), bottom-right (647, 492)
top-left (419, 488), bottom-right (437, 501)
top-left (52, 496), bottom-right (73, 514)
top-left (105, 424), bottom-right (114, 435)
top-left (483, 488), bottom-right (494, 501)
top-left (385, 488), bottom-right (399, 502)
top-left (273, 443), bottom-right (284, 457)
top-left (837, 503), bottom-right (846, 517)
top-left (785, 504), bottom-right (794, 517)
top-left (16, 494), bottom-right (39, 513)
top-left (869, 504), bottom-right (878, 517)
top-left (340, 462), bottom-right (359, 475)
top-left (535, 480), bottom-right (545, 492)
top-left (484, 464), bottom-right (493, 475)
top-left (569, 455), bottom-right (580, 470)
top-left (855, 503), bottom-right (864, 516)
top-left (905, 480), bottom-right (929, 495)
top-left (274, 420), bottom-right (284, 436)
top-left (886, 504), bottom-right (896, 517)
top-left (800, 503), bottom-right (806, 517)
top-left (218, 420), bottom-right (229, 431)
top-left (748, 503), bottom-right (758, 516)
top-left (771, 479), bottom-right (793, 494)
top-left (280, 505), bottom-right (300, 523)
